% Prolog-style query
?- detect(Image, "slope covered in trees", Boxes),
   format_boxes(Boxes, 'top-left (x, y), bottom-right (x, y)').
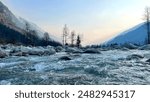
top-left (0, 1), bottom-right (61, 46)
top-left (0, 23), bottom-right (61, 46)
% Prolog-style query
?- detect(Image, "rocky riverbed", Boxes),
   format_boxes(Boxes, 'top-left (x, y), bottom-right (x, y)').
top-left (0, 44), bottom-right (150, 85)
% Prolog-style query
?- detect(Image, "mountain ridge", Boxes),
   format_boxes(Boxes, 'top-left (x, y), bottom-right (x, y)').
top-left (0, 1), bottom-right (61, 46)
top-left (104, 22), bottom-right (148, 45)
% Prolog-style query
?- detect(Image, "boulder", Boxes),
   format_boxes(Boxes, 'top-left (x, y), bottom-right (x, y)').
top-left (46, 46), bottom-right (56, 55)
top-left (10, 46), bottom-right (29, 56)
top-left (59, 56), bottom-right (72, 61)
top-left (55, 46), bottom-right (64, 52)
top-left (126, 54), bottom-right (144, 60)
top-left (28, 49), bottom-right (43, 56)
top-left (146, 59), bottom-right (150, 63)
top-left (43, 49), bottom-right (56, 55)
top-left (0, 49), bottom-right (8, 58)
top-left (1, 45), bottom-right (7, 49)
top-left (139, 44), bottom-right (150, 50)
top-left (83, 48), bottom-right (101, 54)
top-left (10, 47), bottom-right (21, 54)
top-left (25, 46), bottom-right (56, 56)
top-left (13, 52), bottom-right (28, 56)
top-left (10, 46), bottom-right (56, 56)
top-left (65, 47), bottom-right (83, 53)
top-left (47, 46), bottom-right (54, 50)
top-left (121, 47), bottom-right (129, 51)
top-left (123, 43), bottom-right (138, 49)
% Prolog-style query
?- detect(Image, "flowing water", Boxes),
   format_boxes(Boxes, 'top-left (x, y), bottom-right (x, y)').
top-left (0, 50), bottom-right (150, 85)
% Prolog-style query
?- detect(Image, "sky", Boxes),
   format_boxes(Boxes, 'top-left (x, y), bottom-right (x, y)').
top-left (1, 0), bottom-right (150, 45)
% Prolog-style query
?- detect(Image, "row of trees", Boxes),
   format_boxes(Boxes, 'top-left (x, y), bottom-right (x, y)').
top-left (0, 22), bottom-right (61, 46)
top-left (62, 24), bottom-right (82, 47)
top-left (2, 7), bottom-right (149, 47)
top-left (25, 22), bottom-right (61, 46)
top-left (61, 7), bottom-right (150, 47)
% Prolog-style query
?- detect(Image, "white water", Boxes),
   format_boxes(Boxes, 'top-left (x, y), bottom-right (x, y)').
top-left (0, 50), bottom-right (150, 85)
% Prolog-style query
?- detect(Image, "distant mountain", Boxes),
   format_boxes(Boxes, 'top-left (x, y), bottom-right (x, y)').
top-left (104, 22), bottom-right (149, 45)
top-left (0, 1), bottom-right (61, 46)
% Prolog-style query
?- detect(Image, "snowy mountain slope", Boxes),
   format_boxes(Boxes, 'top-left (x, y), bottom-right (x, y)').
top-left (17, 17), bottom-right (46, 38)
top-left (0, 1), bottom-right (25, 33)
top-left (105, 22), bottom-right (148, 45)
top-left (18, 17), bottom-right (61, 41)
top-left (0, 1), bottom-right (59, 42)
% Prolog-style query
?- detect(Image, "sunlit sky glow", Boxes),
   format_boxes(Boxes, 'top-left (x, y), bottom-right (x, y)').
top-left (1, 0), bottom-right (150, 45)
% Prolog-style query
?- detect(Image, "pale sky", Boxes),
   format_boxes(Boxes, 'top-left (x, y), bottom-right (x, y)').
top-left (1, 0), bottom-right (150, 45)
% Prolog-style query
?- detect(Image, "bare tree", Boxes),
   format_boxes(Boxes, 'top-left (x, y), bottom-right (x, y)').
top-left (144, 7), bottom-right (150, 44)
top-left (70, 31), bottom-right (76, 47)
top-left (62, 24), bottom-right (69, 46)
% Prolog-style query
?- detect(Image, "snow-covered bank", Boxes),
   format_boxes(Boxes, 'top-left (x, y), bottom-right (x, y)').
top-left (0, 44), bottom-right (150, 85)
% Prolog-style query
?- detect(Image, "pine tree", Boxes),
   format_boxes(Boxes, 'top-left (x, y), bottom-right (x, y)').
top-left (76, 35), bottom-right (81, 48)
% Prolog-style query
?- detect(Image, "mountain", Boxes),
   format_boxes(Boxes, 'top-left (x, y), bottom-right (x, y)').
top-left (104, 22), bottom-right (149, 45)
top-left (0, 1), bottom-right (61, 46)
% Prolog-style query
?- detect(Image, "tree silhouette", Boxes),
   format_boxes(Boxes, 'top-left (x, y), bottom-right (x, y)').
top-left (76, 35), bottom-right (81, 48)
top-left (43, 32), bottom-right (50, 41)
top-left (43, 32), bottom-right (50, 45)
top-left (62, 24), bottom-right (69, 46)
top-left (70, 31), bottom-right (76, 47)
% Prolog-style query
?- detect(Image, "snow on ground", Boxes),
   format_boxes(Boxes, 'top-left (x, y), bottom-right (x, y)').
top-left (0, 49), bottom-right (150, 85)
top-left (105, 22), bottom-right (148, 45)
